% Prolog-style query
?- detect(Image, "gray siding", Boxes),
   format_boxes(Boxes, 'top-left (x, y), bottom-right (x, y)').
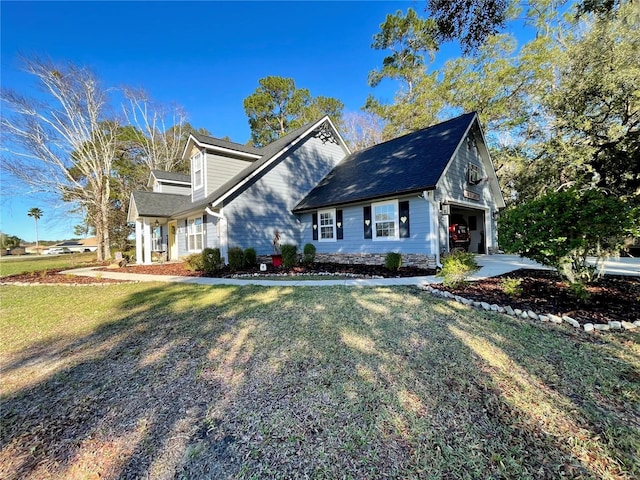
top-left (224, 135), bottom-right (347, 255)
top-left (205, 153), bottom-right (254, 197)
top-left (175, 214), bottom-right (220, 257)
top-left (300, 196), bottom-right (434, 255)
top-left (156, 183), bottom-right (191, 195)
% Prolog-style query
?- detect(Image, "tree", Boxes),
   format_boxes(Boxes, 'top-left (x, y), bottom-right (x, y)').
top-left (1, 58), bottom-right (119, 261)
top-left (243, 76), bottom-right (344, 147)
top-left (425, 0), bottom-right (630, 53)
top-left (498, 188), bottom-right (634, 284)
top-left (368, 8), bottom-right (439, 95)
top-left (340, 111), bottom-right (385, 151)
top-left (1, 233), bottom-right (22, 250)
top-left (27, 207), bottom-right (43, 253)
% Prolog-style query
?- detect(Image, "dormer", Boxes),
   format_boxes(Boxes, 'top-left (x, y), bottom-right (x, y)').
top-left (182, 133), bottom-right (263, 202)
top-left (148, 170), bottom-right (191, 195)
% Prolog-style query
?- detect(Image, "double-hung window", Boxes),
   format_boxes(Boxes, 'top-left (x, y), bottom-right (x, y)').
top-left (192, 151), bottom-right (203, 190)
top-left (152, 226), bottom-right (162, 251)
top-left (319, 208), bottom-right (336, 241)
top-left (187, 216), bottom-right (203, 252)
top-left (373, 200), bottom-right (398, 240)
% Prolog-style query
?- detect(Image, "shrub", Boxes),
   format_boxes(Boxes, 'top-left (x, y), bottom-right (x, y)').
top-left (437, 251), bottom-right (479, 288)
top-left (228, 247), bottom-right (245, 271)
top-left (280, 244), bottom-right (298, 268)
top-left (202, 248), bottom-right (222, 274)
top-left (499, 188), bottom-right (633, 283)
top-left (501, 277), bottom-right (523, 297)
top-left (244, 247), bottom-right (257, 268)
top-left (185, 253), bottom-right (204, 272)
top-left (385, 252), bottom-right (402, 271)
top-left (302, 243), bottom-right (316, 264)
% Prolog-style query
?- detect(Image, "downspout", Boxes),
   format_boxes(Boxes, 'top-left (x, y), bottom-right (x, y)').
top-left (422, 190), bottom-right (442, 268)
top-left (206, 207), bottom-right (228, 264)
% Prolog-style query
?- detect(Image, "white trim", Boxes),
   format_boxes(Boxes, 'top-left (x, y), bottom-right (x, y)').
top-left (181, 134), bottom-right (262, 161)
top-left (210, 117), bottom-right (350, 209)
top-left (318, 208), bottom-right (337, 242)
top-left (372, 199), bottom-right (399, 241)
top-left (192, 151), bottom-right (203, 191)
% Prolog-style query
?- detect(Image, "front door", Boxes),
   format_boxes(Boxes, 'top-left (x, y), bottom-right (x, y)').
top-left (168, 221), bottom-right (178, 260)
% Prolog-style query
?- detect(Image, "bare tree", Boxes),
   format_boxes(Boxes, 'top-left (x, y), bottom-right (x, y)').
top-left (1, 58), bottom-right (119, 261)
top-left (340, 111), bottom-right (385, 152)
top-left (121, 88), bottom-right (189, 172)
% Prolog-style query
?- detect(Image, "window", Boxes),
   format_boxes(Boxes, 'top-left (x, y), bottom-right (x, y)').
top-left (152, 226), bottom-right (163, 251)
top-left (187, 216), bottom-right (203, 252)
top-left (192, 152), bottom-right (203, 189)
top-left (467, 163), bottom-right (481, 185)
top-left (373, 201), bottom-right (398, 240)
top-left (319, 209), bottom-right (336, 241)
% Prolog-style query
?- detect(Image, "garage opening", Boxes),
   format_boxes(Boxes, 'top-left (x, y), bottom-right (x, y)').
top-left (448, 207), bottom-right (486, 254)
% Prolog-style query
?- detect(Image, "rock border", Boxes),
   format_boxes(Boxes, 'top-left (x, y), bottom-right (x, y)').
top-left (420, 284), bottom-right (639, 333)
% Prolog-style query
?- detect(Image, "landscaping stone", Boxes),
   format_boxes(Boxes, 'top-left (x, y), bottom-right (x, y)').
top-left (583, 323), bottom-right (594, 332)
top-left (621, 321), bottom-right (636, 330)
top-left (514, 309), bottom-right (522, 316)
top-left (594, 324), bottom-right (610, 331)
top-left (521, 311), bottom-right (530, 319)
top-left (527, 310), bottom-right (539, 320)
top-left (505, 306), bottom-right (515, 316)
top-left (548, 314), bottom-right (563, 324)
top-left (481, 302), bottom-right (491, 311)
top-left (634, 320), bottom-right (640, 327)
top-left (490, 304), bottom-right (500, 311)
top-left (539, 315), bottom-right (549, 322)
top-left (562, 316), bottom-right (580, 328)
top-left (473, 301), bottom-right (482, 308)
top-left (608, 321), bottom-right (622, 330)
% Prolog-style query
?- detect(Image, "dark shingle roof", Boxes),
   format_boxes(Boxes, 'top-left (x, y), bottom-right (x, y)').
top-left (131, 191), bottom-right (192, 217)
top-left (191, 133), bottom-right (262, 156)
top-left (293, 112), bottom-right (477, 211)
top-left (150, 170), bottom-right (191, 184)
top-left (172, 117), bottom-right (329, 216)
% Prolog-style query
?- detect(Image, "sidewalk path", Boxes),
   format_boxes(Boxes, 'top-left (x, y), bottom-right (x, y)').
top-left (62, 254), bottom-right (640, 287)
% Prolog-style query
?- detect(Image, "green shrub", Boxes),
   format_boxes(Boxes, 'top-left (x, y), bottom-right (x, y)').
top-left (501, 277), bottom-right (523, 297)
top-left (437, 251), bottom-right (480, 288)
top-left (227, 247), bottom-right (245, 271)
top-left (202, 248), bottom-right (222, 274)
top-left (302, 243), bottom-right (316, 264)
top-left (499, 188), bottom-right (633, 283)
top-left (244, 247), bottom-right (257, 267)
top-left (569, 280), bottom-right (591, 301)
top-left (280, 244), bottom-right (298, 268)
top-left (385, 252), bottom-right (402, 271)
top-left (185, 253), bottom-right (204, 272)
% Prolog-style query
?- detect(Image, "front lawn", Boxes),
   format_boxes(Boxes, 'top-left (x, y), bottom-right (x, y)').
top-left (1, 283), bottom-right (638, 479)
top-left (0, 252), bottom-right (98, 277)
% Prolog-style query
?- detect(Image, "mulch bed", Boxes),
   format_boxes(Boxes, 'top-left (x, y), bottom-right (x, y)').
top-left (433, 268), bottom-right (640, 326)
top-left (1, 268), bottom-right (124, 285)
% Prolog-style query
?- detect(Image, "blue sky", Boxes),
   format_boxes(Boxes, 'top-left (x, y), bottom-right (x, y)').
top-left (0, 0), bottom-right (526, 242)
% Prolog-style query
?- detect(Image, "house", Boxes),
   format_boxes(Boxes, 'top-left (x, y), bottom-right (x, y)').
top-left (128, 116), bottom-right (350, 264)
top-left (127, 112), bottom-right (505, 266)
top-left (52, 237), bottom-right (99, 253)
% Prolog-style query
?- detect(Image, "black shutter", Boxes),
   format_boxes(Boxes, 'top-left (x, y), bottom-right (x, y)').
top-left (399, 201), bottom-right (410, 238)
top-left (363, 206), bottom-right (372, 239)
top-left (336, 209), bottom-right (343, 240)
top-left (312, 212), bottom-right (318, 241)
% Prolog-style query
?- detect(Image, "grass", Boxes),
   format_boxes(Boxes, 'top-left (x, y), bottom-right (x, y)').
top-left (1, 282), bottom-right (638, 479)
top-left (0, 252), bottom-right (98, 277)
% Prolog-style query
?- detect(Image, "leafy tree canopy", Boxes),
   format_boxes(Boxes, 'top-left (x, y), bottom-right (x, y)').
top-left (243, 76), bottom-right (344, 147)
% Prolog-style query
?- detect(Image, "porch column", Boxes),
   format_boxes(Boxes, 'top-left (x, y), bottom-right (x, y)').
top-left (143, 219), bottom-right (152, 265)
top-left (135, 220), bottom-right (143, 265)
top-left (425, 191), bottom-right (441, 267)
top-left (219, 210), bottom-right (229, 264)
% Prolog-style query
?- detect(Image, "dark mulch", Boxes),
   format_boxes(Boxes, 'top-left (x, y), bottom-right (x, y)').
top-left (1, 268), bottom-right (124, 284)
top-left (113, 261), bottom-right (438, 279)
top-left (434, 268), bottom-right (640, 326)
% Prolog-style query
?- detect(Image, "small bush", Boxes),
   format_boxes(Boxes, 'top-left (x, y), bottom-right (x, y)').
top-left (501, 277), bottom-right (523, 297)
top-left (569, 280), bottom-right (591, 301)
top-left (385, 252), bottom-right (402, 271)
top-left (185, 253), bottom-right (204, 272)
top-left (280, 244), bottom-right (298, 268)
top-left (302, 243), bottom-right (316, 264)
top-left (202, 248), bottom-right (222, 274)
top-left (437, 251), bottom-right (480, 288)
top-left (228, 247), bottom-right (245, 271)
top-left (244, 247), bottom-right (257, 268)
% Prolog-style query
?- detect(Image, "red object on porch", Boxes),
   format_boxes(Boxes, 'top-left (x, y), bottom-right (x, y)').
top-left (271, 255), bottom-right (282, 267)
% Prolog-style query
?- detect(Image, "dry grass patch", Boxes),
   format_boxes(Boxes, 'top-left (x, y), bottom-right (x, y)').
top-left (1, 283), bottom-right (638, 479)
